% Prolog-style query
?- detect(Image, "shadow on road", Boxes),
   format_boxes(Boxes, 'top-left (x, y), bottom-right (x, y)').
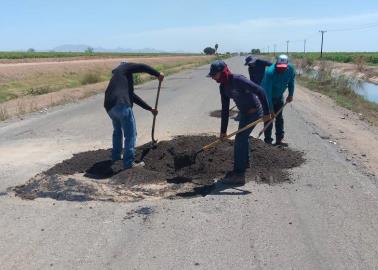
top-left (176, 181), bottom-right (251, 197)
top-left (84, 160), bottom-right (123, 180)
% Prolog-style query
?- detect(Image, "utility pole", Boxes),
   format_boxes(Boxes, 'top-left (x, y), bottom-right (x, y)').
top-left (319, 30), bottom-right (327, 58)
top-left (304, 39), bottom-right (306, 55)
top-left (286, 40), bottom-right (289, 55)
top-left (273, 44), bottom-right (276, 56)
top-left (268, 46), bottom-right (270, 54)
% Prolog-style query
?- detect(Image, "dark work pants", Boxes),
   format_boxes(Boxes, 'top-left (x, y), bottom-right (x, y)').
top-left (264, 98), bottom-right (284, 144)
top-left (234, 111), bottom-right (261, 173)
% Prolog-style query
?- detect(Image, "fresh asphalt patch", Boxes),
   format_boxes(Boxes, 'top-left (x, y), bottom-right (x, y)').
top-left (12, 135), bottom-right (305, 202)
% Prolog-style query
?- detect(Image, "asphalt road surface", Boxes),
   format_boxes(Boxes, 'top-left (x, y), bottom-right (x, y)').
top-left (0, 57), bottom-right (377, 270)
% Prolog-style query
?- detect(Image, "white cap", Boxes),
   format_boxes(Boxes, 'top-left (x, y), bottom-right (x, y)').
top-left (276, 54), bottom-right (289, 68)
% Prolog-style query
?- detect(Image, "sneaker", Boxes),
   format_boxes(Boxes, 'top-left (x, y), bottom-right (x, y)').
top-left (220, 171), bottom-right (246, 186)
top-left (275, 139), bottom-right (288, 147)
top-left (125, 161), bottom-right (145, 169)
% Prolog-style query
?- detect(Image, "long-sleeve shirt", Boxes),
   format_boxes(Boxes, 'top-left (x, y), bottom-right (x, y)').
top-left (104, 63), bottom-right (160, 112)
top-left (248, 59), bottom-right (272, 85)
top-left (220, 74), bottom-right (270, 134)
top-left (261, 64), bottom-right (296, 109)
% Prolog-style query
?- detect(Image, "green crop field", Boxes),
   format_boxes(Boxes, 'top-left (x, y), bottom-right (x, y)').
top-left (289, 52), bottom-right (378, 65)
top-left (0, 51), bottom-right (200, 60)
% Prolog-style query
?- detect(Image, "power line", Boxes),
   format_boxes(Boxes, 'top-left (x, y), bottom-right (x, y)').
top-left (319, 30), bottom-right (327, 58)
top-left (304, 39), bottom-right (306, 55)
top-left (286, 40), bottom-right (289, 54)
top-left (298, 23), bottom-right (377, 54)
top-left (264, 20), bottom-right (377, 55)
top-left (328, 21), bottom-right (378, 32)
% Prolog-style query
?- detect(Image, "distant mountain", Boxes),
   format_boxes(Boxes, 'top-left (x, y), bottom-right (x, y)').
top-left (52, 44), bottom-right (166, 53)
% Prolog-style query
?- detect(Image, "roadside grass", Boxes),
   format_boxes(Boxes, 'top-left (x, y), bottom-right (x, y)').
top-left (24, 86), bottom-right (52, 96)
top-left (0, 68), bottom-right (111, 103)
top-left (80, 71), bottom-right (105, 85)
top-left (0, 86), bottom-right (19, 102)
top-left (0, 55), bottom-right (228, 121)
top-left (0, 105), bottom-right (9, 121)
top-left (353, 55), bottom-right (367, 72)
top-left (297, 61), bottom-right (378, 125)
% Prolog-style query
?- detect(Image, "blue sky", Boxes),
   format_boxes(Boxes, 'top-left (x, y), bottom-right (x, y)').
top-left (1, 0), bottom-right (378, 52)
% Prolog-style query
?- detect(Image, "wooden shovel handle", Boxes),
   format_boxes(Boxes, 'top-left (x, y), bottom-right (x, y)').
top-left (257, 101), bottom-right (288, 138)
top-left (151, 80), bottom-right (162, 143)
top-left (229, 104), bottom-right (237, 111)
top-left (202, 118), bottom-right (263, 151)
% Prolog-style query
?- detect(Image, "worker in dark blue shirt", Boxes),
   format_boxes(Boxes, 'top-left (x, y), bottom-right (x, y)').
top-left (245, 55), bottom-right (272, 85)
top-left (208, 60), bottom-right (272, 185)
top-left (234, 56), bottom-right (273, 122)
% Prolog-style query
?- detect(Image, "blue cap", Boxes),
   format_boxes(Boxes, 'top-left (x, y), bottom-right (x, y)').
top-left (244, 55), bottom-right (257, 66)
top-left (207, 60), bottom-right (226, 77)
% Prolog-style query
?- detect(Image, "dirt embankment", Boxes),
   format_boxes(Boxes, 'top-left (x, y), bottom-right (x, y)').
top-left (13, 135), bottom-right (305, 202)
top-left (294, 58), bottom-right (378, 84)
top-left (329, 61), bottom-right (378, 84)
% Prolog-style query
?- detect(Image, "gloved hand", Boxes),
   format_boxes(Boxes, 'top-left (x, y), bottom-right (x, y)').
top-left (151, 109), bottom-right (158, 116)
top-left (286, 96), bottom-right (293, 103)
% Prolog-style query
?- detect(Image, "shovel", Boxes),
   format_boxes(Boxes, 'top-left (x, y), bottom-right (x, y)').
top-left (174, 117), bottom-right (264, 170)
top-left (257, 101), bottom-right (288, 138)
top-left (151, 80), bottom-right (162, 146)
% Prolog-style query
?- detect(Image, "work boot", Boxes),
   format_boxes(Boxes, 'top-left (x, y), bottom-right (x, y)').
top-left (264, 138), bottom-right (273, 145)
top-left (275, 139), bottom-right (288, 147)
top-left (220, 171), bottom-right (246, 186)
top-left (125, 161), bottom-right (145, 170)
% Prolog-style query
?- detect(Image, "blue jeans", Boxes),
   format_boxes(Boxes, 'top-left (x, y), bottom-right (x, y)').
top-left (234, 110), bottom-right (262, 173)
top-left (264, 98), bottom-right (284, 143)
top-left (107, 104), bottom-right (136, 168)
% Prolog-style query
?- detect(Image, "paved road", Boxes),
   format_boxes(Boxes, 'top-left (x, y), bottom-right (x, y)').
top-left (0, 57), bottom-right (377, 270)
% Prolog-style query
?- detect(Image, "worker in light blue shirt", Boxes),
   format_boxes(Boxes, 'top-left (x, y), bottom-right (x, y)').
top-left (261, 55), bottom-right (295, 146)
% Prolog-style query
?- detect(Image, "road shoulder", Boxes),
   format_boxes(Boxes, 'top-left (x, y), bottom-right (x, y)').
top-left (293, 84), bottom-right (378, 181)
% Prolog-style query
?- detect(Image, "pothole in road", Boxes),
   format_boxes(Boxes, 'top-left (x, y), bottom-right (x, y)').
top-left (12, 135), bottom-right (305, 202)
